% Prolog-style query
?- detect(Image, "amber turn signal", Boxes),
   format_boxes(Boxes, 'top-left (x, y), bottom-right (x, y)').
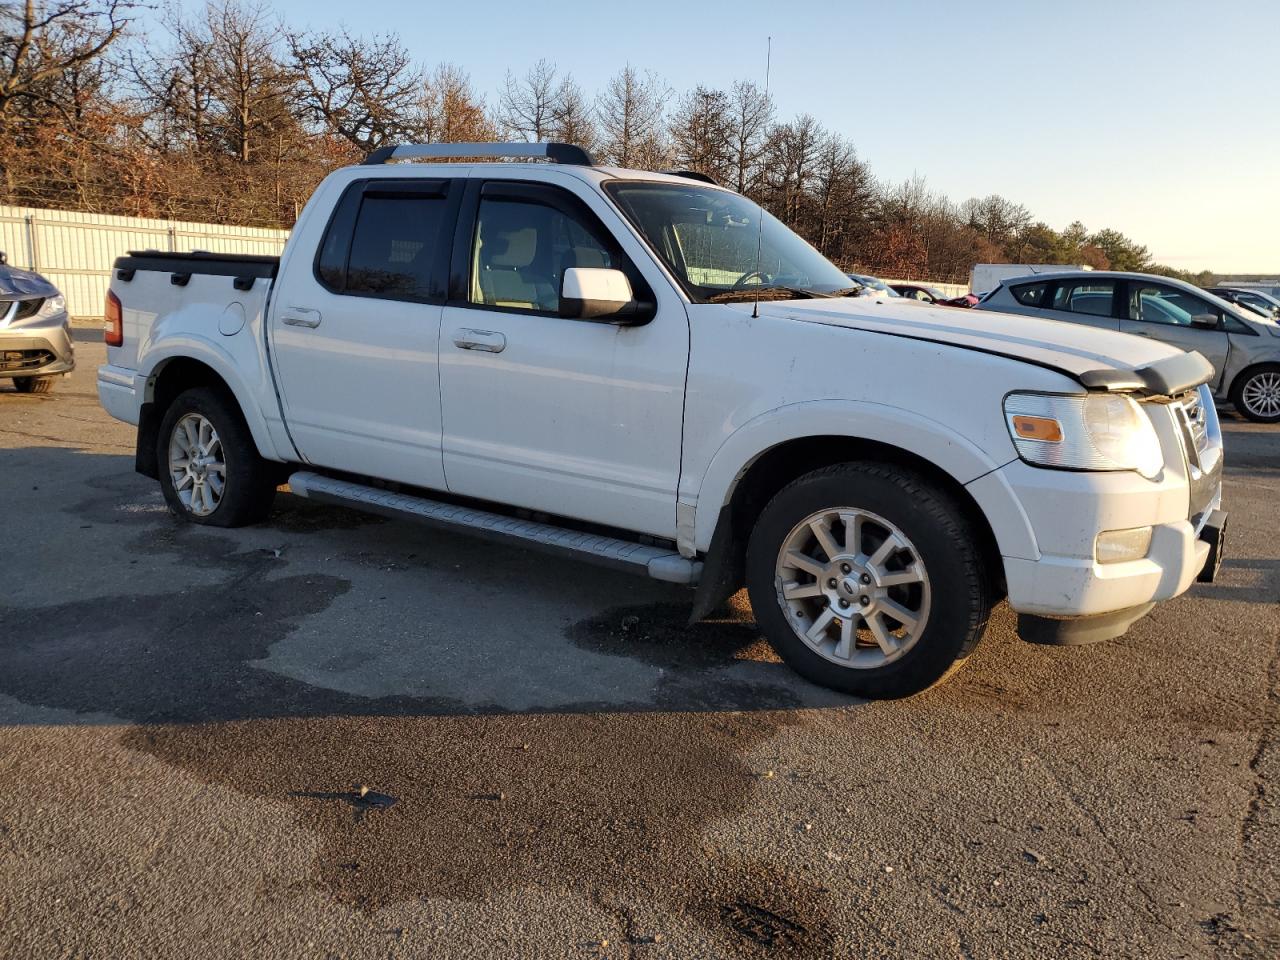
top-left (1010, 415), bottom-right (1063, 442)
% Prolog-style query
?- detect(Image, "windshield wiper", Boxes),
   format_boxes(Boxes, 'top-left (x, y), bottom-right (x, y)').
top-left (706, 285), bottom-right (830, 304)
top-left (828, 285), bottom-right (867, 297)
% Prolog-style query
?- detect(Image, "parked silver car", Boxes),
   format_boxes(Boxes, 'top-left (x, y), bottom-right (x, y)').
top-left (978, 270), bottom-right (1280, 422)
top-left (0, 251), bottom-right (74, 394)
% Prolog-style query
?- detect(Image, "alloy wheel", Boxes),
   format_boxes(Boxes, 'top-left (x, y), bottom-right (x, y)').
top-left (774, 507), bottom-right (932, 669)
top-left (1242, 371), bottom-right (1280, 419)
top-left (168, 413), bottom-right (226, 517)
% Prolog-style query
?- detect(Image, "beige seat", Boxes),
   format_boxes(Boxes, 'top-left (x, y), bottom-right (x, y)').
top-left (475, 226), bottom-right (556, 310)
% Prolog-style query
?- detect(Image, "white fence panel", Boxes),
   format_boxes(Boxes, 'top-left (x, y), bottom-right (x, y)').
top-left (0, 205), bottom-right (289, 318)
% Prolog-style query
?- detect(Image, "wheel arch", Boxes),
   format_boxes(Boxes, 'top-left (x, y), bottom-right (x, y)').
top-left (688, 403), bottom-right (1012, 620)
top-left (135, 347), bottom-right (281, 478)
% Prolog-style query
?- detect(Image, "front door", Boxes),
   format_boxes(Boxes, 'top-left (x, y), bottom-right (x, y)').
top-left (438, 178), bottom-right (688, 538)
top-left (270, 177), bottom-right (457, 489)
top-left (1119, 280), bottom-right (1230, 388)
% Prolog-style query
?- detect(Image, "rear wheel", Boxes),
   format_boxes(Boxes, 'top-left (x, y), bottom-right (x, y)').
top-left (745, 462), bottom-right (992, 699)
top-left (12, 376), bottom-right (55, 394)
top-left (157, 387), bottom-right (276, 527)
top-left (1231, 364), bottom-right (1280, 423)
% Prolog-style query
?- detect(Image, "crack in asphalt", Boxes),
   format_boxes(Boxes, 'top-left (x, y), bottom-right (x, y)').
top-left (1028, 750), bottom-right (1179, 945)
top-left (1235, 594), bottom-right (1280, 952)
top-left (0, 425), bottom-right (134, 450)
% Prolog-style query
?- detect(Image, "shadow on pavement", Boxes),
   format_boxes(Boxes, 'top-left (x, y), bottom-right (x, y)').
top-left (0, 445), bottom-right (855, 728)
top-left (0, 446), bottom-right (848, 953)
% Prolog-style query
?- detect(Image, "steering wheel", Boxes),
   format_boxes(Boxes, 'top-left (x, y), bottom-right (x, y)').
top-left (732, 270), bottom-right (772, 289)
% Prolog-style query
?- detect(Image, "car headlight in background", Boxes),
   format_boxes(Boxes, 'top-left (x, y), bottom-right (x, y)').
top-left (35, 294), bottom-right (66, 320)
top-left (1004, 392), bottom-right (1164, 479)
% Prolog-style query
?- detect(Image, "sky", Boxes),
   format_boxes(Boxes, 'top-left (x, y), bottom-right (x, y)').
top-left (178, 0), bottom-right (1279, 273)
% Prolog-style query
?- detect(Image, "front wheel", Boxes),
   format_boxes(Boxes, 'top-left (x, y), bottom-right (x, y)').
top-left (157, 387), bottom-right (276, 527)
top-left (1231, 365), bottom-right (1280, 423)
top-left (745, 462), bottom-right (992, 699)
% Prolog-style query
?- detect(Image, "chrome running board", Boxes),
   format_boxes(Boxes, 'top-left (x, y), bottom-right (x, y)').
top-left (287, 471), bottom-right (702, 585)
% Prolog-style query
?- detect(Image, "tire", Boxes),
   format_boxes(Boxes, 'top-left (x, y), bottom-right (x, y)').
top-left (12, 376), bottom-right (55, 394)
top-left (745, 462), bottom-right (992, 699)
top-left (157, 386), bottom-right (276, 527)
top-left (1230, 364), bottom-right (1280, 423)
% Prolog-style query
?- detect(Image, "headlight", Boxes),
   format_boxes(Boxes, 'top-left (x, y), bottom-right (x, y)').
top-left (35, 294), bottom-right (66, 319)
top-left (1004, 392), bottom-right (1164, 479)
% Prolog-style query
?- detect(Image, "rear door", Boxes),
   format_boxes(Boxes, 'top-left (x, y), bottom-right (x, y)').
top-left (1118, 279), bottom-right (1230, 386)
top-left (269, 177), bottom-right (458, 489)
top-left (437, 177), bottom-right (689, 538)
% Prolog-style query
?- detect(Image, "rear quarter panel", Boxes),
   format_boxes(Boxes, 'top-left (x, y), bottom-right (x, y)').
top-left (107, 270), bottom-right (286, 460)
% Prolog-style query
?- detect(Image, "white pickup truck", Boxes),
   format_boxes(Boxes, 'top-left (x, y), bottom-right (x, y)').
top-left (97, 142), bottom-right (1226, 699)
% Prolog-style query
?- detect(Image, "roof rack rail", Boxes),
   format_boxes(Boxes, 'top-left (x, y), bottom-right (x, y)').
top-left (362, 141), bottom-right (594, 167)
top-left (661, 169), bottom-right (720, 186)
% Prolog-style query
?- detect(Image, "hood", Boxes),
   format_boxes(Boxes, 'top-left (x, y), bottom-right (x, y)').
top-left (0, 264), bottom-right (59, 300)
top-left (753, 296), bottom-right (1188, 380)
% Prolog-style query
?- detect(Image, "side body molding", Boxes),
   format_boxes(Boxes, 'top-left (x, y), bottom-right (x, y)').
top-left (687, 399), bottom-right (1039, 560)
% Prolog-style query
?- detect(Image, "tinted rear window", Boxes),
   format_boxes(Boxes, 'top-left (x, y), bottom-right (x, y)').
top-left (1011, 281), bottom-right (1048, 306)
top-left (344, 196), bottom-right (447, 301)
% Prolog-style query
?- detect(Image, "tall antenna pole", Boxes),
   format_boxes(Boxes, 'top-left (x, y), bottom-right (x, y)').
top-left (751, 37), bottom-right (773, 320)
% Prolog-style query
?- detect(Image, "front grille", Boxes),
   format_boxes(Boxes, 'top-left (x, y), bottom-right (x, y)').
top-left (0, 349), bottom-right (54, 372)
top-left (1, 298), bottom-right (43, 322)
top-left (1170, 387), bottom-right (1222, 522)
top-left (1178, 390), bottom-right (1210, 456)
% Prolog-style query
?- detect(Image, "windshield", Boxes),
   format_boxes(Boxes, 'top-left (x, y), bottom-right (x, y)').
top-left (1239, 292), bottom-right (1279, 314)
top-left (605, 181), bottom-right (853, 302)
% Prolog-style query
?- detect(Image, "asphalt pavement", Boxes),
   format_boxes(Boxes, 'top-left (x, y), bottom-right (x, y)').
top-left (0, 335), bottom-right (1276, 958)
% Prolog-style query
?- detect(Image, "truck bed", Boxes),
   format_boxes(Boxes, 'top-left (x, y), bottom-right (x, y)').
top-left (107, 250), bottom-right (278, 376)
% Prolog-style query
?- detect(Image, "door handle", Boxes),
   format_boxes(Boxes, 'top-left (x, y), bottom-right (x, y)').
top-left (282, 306), bottom-right (322, 328)
top-left (454, 328), bottom-right (506, 353)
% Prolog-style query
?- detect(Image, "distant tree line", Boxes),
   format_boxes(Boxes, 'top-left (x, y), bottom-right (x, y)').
top-left (0, 0), bottom-right (1216, 284)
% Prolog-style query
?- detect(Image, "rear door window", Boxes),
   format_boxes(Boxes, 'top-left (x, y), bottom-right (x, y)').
top-left (315, 179), bottom-right (453, 302)
top-left (1051, 280), bottom-right (1116, 317)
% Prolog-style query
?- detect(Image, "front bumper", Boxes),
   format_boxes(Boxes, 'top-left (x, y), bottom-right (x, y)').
top-left (0, 313), bottom-right (74, 378)
top-left (1015, 505), bottom-right (1225, 645)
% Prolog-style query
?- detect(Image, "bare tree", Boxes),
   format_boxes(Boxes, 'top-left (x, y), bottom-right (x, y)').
top-left (808, 132), bottom-right (872, 262)
top-left (128, 11), bottom-right (217, 152)
top-left (497, 58), bottom-right (561, 141)
top-left (961, 194), bottom-right (1033, 258)
top-left (761, 114), bottom-right (822, 225)
top-left (550, 73), bottom-right (595, 152)
top-left (420, 63), bottom-right (494, 143)
top-left (595, 65), bottom-right (667, 168)
top-left (203, 0), bottom-right (297, 163)
top-left (0, 0), bottom-right (133, 120)
top-left (290, 28), bottom-right (424, 151)
top-left (668, 85), bottom-right (732, 181)
top-left (726, 79), bottom-right (771, 195)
